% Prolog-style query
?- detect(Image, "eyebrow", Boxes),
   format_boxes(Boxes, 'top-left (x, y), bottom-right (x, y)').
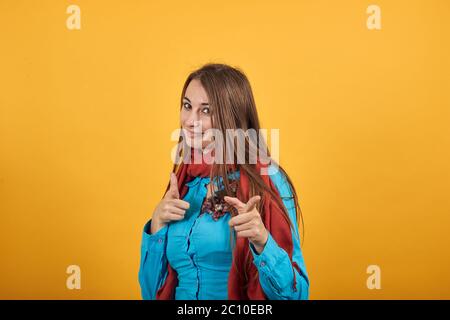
top-left (183, 96), bottom-right (209, 106)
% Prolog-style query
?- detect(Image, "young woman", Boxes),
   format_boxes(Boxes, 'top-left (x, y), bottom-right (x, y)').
top-left (138, 63), bottom-right (309, 300)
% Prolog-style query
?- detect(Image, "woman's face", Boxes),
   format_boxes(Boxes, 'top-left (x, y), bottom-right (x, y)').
top-left (180, 79), bottom-right (213, 149)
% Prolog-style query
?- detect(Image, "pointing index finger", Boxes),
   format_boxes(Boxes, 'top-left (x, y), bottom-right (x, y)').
top-left (244, 195), bottom-right (261, 212)
top-left (224, 196), bottom-right (245, 210)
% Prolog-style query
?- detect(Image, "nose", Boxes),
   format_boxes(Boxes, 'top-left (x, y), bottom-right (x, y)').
top-left (191, 120), bottom-right (203, 133)
top-left (186, 116), bottom-right (202, 132)
top-left (185, 110), bottom-right (199, 126)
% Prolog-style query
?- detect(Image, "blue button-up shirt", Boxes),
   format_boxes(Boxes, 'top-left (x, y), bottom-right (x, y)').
top-left (138, 167), bottom-right (309, 300)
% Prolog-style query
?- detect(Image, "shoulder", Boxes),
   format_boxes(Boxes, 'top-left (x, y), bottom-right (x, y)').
top-left (234, 165), bottom-right (294, 198)
top-left (266, 164), bottom-right (293, 199)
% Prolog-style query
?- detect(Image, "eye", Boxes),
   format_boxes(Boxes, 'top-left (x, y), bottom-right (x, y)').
top-left (202, 107), bottom-right (211, 115)
top-left (183, 102), bottom-right (191, 110)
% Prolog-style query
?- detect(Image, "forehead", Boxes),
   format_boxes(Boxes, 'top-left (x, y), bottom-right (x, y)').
top-left (184, 79), bottom-right (209, 103)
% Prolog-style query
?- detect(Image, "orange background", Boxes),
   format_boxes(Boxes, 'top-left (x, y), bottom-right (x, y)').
top-left (1, 0), bottom-right (449, 299)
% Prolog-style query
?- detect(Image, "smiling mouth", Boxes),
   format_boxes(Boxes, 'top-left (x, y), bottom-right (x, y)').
top-left (186, 132), bottom-right (203, 140)
top-left (183, 129), bottom-right (203, 138)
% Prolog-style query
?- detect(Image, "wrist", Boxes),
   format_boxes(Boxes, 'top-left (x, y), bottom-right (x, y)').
top-left (150, 215), bottom-right (165, 234)
top-left (252, 230), bottom-right (269, 254)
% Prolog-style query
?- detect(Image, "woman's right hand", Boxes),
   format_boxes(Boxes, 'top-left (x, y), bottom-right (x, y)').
top-left (151, 173), bottom-right (190, 234)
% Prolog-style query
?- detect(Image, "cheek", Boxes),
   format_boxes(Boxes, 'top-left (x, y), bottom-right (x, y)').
top-left (180, 109), bottom-right (187, 125)
top-left (203, 117), bottom-right (213, 131)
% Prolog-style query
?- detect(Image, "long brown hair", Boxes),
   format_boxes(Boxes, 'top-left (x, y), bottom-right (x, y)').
top-left (171, 63), bottom-right (305, 286)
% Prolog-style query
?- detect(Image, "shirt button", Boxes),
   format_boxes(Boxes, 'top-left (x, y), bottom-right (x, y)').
top-left (260, 261), bottom-right (266, 267)
top-left (157, 238), bottom-right (163, 244)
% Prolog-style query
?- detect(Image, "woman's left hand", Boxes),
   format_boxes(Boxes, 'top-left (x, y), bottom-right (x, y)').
top-left (224, 195), bottom-right (268, 254)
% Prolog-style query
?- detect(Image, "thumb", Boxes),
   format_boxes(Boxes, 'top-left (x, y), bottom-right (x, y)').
top-left (224, 196), bottom-right (245, 211)
top-left (244, 195), bottom-right (261, 212)
top-left (165, 173), bottom-right (180, 199)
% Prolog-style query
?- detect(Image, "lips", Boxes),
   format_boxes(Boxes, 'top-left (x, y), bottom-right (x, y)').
top-left (184, 129), bottom-right (203, 138)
